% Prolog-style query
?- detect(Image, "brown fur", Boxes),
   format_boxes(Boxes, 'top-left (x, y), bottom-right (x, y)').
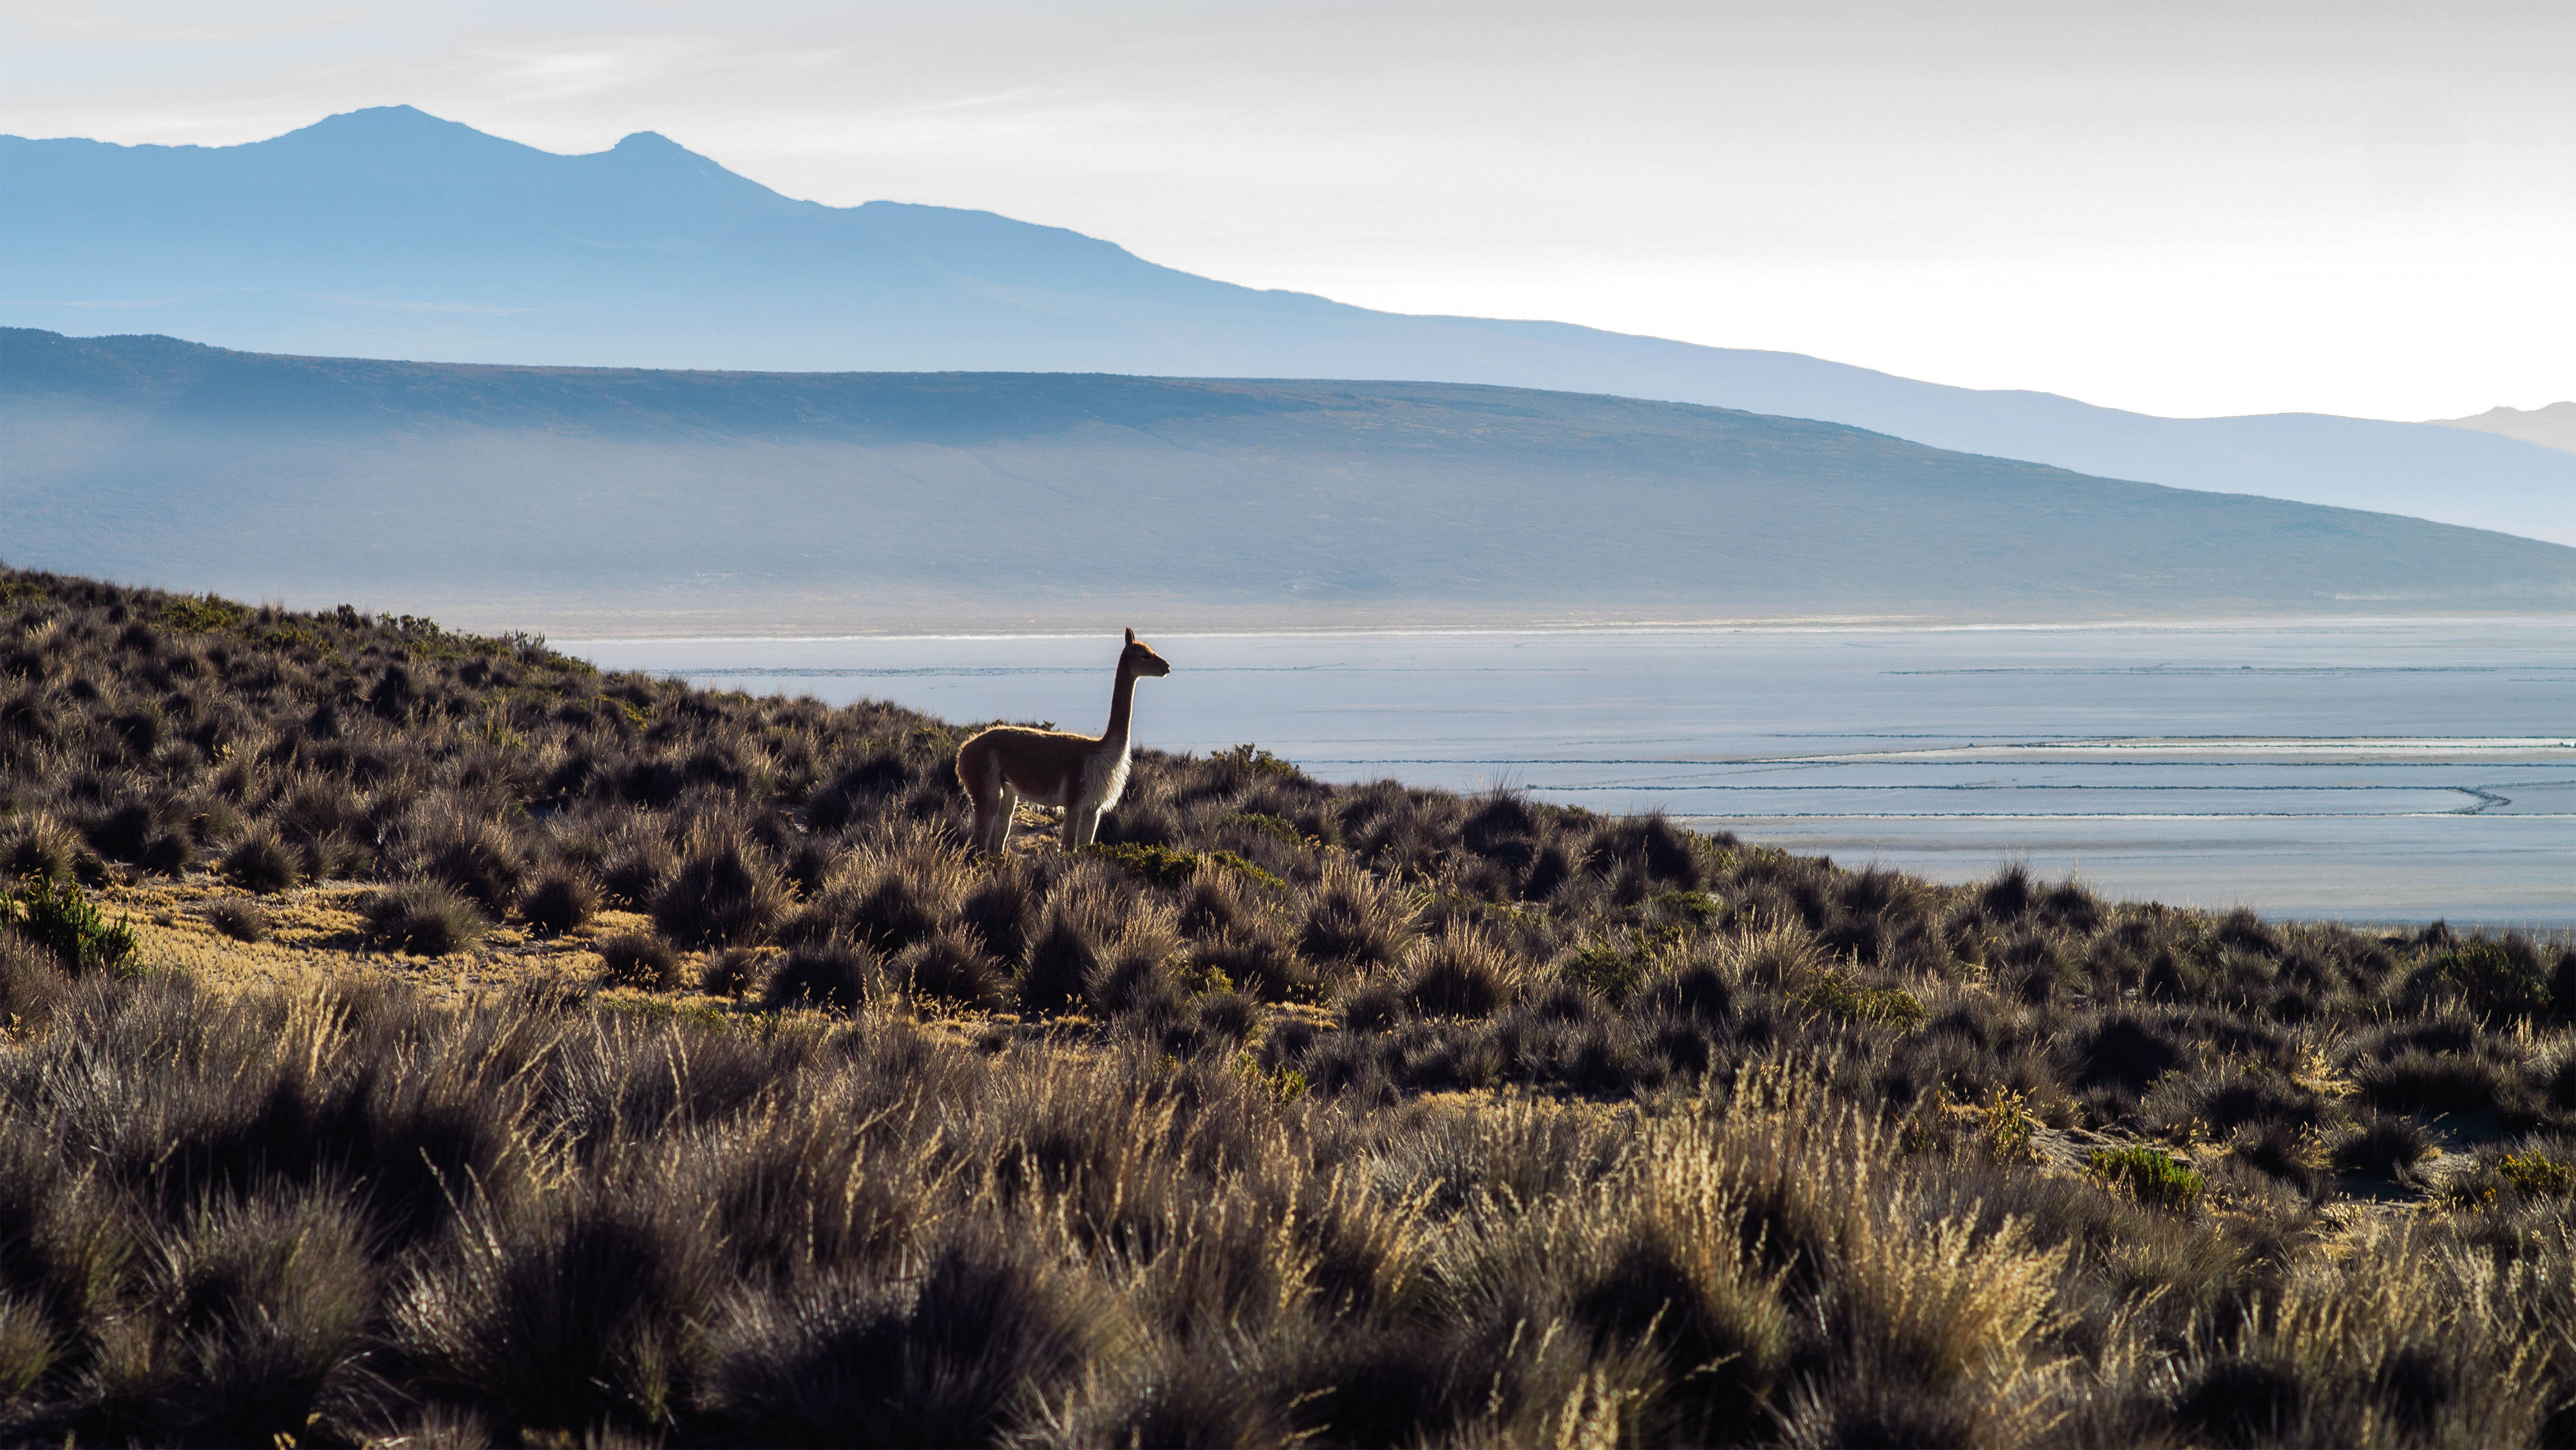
top-left (956, 628), bottom-right (1171, 855)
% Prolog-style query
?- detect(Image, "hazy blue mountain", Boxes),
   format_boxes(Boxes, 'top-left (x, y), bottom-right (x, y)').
top-left (7, 327), bottom-right (2572, 635)
top-left (8, 107), bottom-right (2576, 547)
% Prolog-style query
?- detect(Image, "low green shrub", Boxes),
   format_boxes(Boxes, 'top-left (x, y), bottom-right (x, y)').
top-left (1214, 810), bottom-right (1311, 849)
top-left (1567, 939), bottom-right (1654, 1003)
top-left (1092, 841), bottom-right (1285, 891)
top-left (3, 875), bottom-right (137, 976)
top-left (595, 994), bottom-right (730, 1032)
top-left (2088, 1145), bottom-right (2205, 1212)
top-left (153, 594), bottom-right (251, 634)
top-left (1207, 850), bottom-right (1282, 890)
top-left (1211, 743), bottom-right (1300, 778)
top-left (2409, 937), bottom-right (2552, 1017)
top-left (1090, 841), bottom-right (1202, 888)
top-left (1651, 889), bottom-right (1728, 925)
top-left (1982, 1087), bottom-right (2040, 1162)
top-left (2498, 1151), bottom-right (2576, 1199)
top-left (1790, 968), bottom-right (1926, 1030)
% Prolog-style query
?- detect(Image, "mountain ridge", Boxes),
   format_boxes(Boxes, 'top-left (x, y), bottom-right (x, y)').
top-left (10, 107), bottom-right (2576, 547)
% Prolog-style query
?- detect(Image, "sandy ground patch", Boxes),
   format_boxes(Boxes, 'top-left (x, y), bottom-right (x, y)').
top-left (91, 873), bottom-right (735, 1013)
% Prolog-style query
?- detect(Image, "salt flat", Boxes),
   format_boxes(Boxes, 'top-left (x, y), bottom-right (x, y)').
top-left (560, 617), bottom-right (2576, 925)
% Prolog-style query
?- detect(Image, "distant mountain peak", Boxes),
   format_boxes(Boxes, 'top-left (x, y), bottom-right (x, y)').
top-left (603, 129), bottom-right (737, 175)
top-left (299, 104), bottom-right (466, 135)
top-left (2443, 402), bottom-right (2576, 423)
top-left (265, 104), bottom-right (542, 162)
top-left (2429, 402), bottom-right (2576, 458)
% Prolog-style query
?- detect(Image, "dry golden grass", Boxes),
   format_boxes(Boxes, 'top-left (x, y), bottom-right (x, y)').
top-left (97, 875), bottom-right (695, 1008)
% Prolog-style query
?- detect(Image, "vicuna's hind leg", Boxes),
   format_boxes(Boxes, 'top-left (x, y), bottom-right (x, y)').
top-left (958, 740), bottom-right (1008, 858)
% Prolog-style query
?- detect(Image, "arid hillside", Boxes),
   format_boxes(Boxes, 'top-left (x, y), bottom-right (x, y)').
top-left (6, 565), bottom-right (2576, 1445)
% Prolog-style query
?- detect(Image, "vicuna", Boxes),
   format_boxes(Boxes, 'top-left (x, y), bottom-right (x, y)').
top-left (956, 627), bottom-right (1172, 856)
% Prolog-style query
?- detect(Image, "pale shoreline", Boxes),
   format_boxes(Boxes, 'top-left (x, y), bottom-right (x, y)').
top-left (547, 611), bottom-right (2576, 648)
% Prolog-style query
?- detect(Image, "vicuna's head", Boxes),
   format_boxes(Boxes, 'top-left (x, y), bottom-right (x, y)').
top-left (1121, 627), bottom-right (1172, 678)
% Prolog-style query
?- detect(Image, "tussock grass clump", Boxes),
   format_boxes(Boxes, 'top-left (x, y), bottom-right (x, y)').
top-left (1018, 886), bottom-right (1113, 1014)
top-left (520, 865), bottom-right (600, 937)
top-left (422, 814), bottom-right (527, 914)
top-left (701, 946), bottom-right (762, 999)
top-left (1405, 920), bottom-right (1519, 1018)
top-left (2408, 936), bottom-right (2555, 1017)
top-left (596, 932), bottom-right (683, 990)
top-left (205, 898), bottom-right (268, 943)
top-left (2358, 1050), bottom-right (2519, 1116)
top-left (1081, 908), bottom-right (1190, 1025)
top-left (1, 813), bottom-right (81, 885)
top-left (600, 829), bottom-right (677, 909)
top-left (364, 881), bottom-right (486, 956)
top-left (1300, 852), bottom-right (1417, 972)
top-left (764, 939), bottom-right (880, 1014)
top-left (220, 825), bottom-right (300, 894)
top-left (0, 931), bottom-right (72, 1022)
top-left (1195, 923), bottom-right (1309, 1004)
top-left (958, 860), bottom-right (1041, 963)
top-left (654, 835), bottom-right (791, 948)
top-left (891, 925), bottom-right (1008, 1011)
top-left (2333, 1111), bottom-right (2435, 1182)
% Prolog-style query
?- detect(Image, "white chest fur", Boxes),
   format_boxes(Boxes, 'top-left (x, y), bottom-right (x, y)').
top-left (1079, 740), bottom-right (1133, 813)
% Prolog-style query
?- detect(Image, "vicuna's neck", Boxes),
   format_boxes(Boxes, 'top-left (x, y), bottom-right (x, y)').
top-left (1102, 659), bottom-right (1141, 749)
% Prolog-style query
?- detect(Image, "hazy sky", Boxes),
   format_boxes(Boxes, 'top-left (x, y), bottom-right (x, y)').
top-left (5, 1), bottom-right (2571, 420)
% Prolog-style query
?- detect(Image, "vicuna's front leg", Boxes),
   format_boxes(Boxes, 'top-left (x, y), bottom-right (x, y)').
top-left (988, 785), bottom-right (1018, 856)
top-left (1064, 806), bottom-right (1095, 851)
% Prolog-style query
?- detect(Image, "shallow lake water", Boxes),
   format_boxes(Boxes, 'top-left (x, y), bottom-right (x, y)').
top-left (557, 619), bottom-right (2576, 926)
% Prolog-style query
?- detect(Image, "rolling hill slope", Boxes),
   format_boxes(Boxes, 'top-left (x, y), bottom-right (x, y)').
top-left (6, 328), bottom-right (2573, 634)
top-left (7, 107), bottom-right (2576, 544)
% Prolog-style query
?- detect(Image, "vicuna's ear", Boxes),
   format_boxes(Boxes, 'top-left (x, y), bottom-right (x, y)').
top-left (1125, 627), bottom-right (1136, 644)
